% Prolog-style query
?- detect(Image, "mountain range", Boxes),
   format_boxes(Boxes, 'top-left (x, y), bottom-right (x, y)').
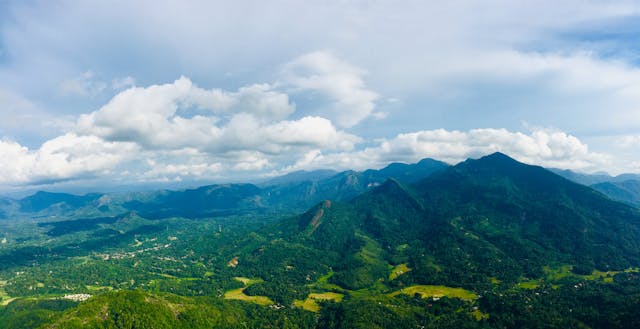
top-left (3, 153), bottom-right (640, 328)
top-left (0, 157), bottom-right (450, 219)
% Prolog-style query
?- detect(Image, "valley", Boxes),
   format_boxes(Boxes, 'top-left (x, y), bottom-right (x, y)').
top-left (0, 154), bottom-right (640, 328)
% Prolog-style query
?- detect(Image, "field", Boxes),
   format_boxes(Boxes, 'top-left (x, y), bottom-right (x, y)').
top-left (223, 277), bottom-right (274, 306)
top-left (294, 292), bottom-right (344, 312)
top-left (389, 263), bottom-right (411, 281)
top-left (388, 285), bottom-right (478, 300)
top-left (0, 280), bottom-right (14, 306)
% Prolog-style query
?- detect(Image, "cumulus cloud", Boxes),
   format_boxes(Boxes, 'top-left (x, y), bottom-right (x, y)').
top-left (77, 76), bottom-right (359, 154)
top-left (142, 158), bottom-right (222, 181)
top-left (0, 124), bottom-right (619, 187)
top-left (0, 71), bottom-right (368, 187)
top-left (280, 51), bottom-right (379, 128)
top-left (282, 128), bottom-right (611, 174)
top-left (0, 134), bottom-right (137, 185)
top-left (5, 2), bottom-right (640, 189)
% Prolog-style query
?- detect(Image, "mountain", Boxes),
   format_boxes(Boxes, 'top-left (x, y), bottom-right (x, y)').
top-left (411, 153), bottom-right (640, 274)
top-left (5, 153), bottom-right (640, 328)
top-left (364, 158), bottom-right (450, 184)
top-left (262, 158), bottom-right (449, 211)
top-left (239, 153), bottom-right (640, 294)
top-left (0, 197), bottom-right (12, 218)
top-left (13, 158), bottom-right (448, 218)
top-left (186, 152), bottom-right (640, 328)
top-left (549, 168), bottom-right (613, 185)
top-left (122, 184), bottom-right (264, 219)
top-left (551, 168), bottom-right (640, 208)
top-left (259, 169), bottom-right (338, 186)
top-left (592, 180), bottom-right (640, 207)
top-left (552, 168), bottom-right (640, 186)
top-left (18, 191), bottom-right (103, 213)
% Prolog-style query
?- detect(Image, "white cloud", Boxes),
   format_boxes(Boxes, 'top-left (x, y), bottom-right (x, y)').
top-left (0, 140), bottom-right (34, 183)
top-left (0, 69), bottom-right (370, 188)
top-left (231, 84), bottom-right (296, 122)
top-left (0, 88), bottom-right (75, 142)
top-left (59, 70), bottom-right (106, 97)
top-left (77, 76), bottom-right (359, 154)
top-left (281, 51), bottom-right (379, 128)
top-left (141, 161), bottom-right (222, 181)
top-left (616, 135), bottom-right (640, 150)
top-left (0, 134), bottom-right (137, 185)
top-left (5, 2), bottom-right (640, 190)
top-left (282, 128), bottom-right (611, 174)
top-left (0, 124), bottom-right (621, 188)
top-left (112, 76), bottom-right (136, 90)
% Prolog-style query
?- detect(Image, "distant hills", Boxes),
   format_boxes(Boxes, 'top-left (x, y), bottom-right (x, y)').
top-left (6, 155), bottom-right (640, 221)
top-left (18, 191), bottom-right (103, 213)
top-left (5, 155), bottom-right (640, 222)
top-left (259, 169), bottom-right (338, 186)
top-left (4, 152), bottom-right (640, 328)
top-left (551, 168), bottom-right (640, 207)
top-left (591, 180), bottom-right (640, 208)
top-left (241, 152), bottom-right (640, 293)
top-left (2, 157), bottom-right (449, 219)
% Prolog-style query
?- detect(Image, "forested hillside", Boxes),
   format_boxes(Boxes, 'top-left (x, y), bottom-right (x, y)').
top-left (1, 154), bottom-right (640, 328)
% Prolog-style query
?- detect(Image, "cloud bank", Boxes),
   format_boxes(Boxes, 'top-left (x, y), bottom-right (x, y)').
top-left (281, 128), bottom-right (610, 174)
top-left (0, 63), bottom-right (614, 188)
top-left (1, 1), bottom-right (640, 191)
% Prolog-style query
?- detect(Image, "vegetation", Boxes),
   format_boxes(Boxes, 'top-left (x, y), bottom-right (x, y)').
top-left (388, 285), bottom-right (478, 300)
top-left (0, 153), bottom-right (639, 327)
top-left (224, 277), bottom-right (274, 306)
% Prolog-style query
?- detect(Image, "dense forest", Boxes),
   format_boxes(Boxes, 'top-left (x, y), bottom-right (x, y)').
top-left (0, 153), bottom-right (640, 328)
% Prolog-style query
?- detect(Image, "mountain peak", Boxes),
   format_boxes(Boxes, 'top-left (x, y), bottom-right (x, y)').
top-left (456, 152), bottom-right (529, 173)
top-left (477, 152), bottom-right (521, 165)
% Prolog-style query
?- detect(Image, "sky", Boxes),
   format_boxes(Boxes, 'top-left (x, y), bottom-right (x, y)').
top-left (1, 0), bottom-right (640, 193)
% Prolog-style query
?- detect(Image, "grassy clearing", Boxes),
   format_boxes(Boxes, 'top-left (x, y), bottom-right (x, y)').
top-left (233, 277), bottom-right (262, 285)
top-left (583, 268), bottom-right (638, 282)
top-left (584, 270), bottom-right (616, 282)
top-left (294, 292), bottom-right (344, 312)
top-left (224, 288), bottom-right (274, 306)
top-left (472, 309), bottom-right (490, 321)
top-left (389, 285), bottom-right (477, 301)
top-left (0, 283), bottom-right (15, 306)
top-left (543, 265), bottom-right (573, 281)
top-left (545, 265), bottom-right (639, 283)
top-left (224, 277), bottom-right (273, 306)
top-left (309, 292), bottom-right (344, 301)
top-left (515, 265), bottom-right (640, 290)
top-left (516, 280), bottom-right (539, 290)
top-left (0, 290), bottom-right (11, 301)
top-left (309, 271), bottom-right (345, 292)
top-left (86, 285), bottom-right (114, 291)
top-left (389, 263), bottom-right (411, 281)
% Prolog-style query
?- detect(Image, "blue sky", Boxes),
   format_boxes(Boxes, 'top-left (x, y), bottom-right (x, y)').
top-left (1, 0), bottom-right (640, 193)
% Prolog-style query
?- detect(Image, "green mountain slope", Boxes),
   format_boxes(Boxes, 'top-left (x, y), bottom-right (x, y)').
top-left (12, 158), bottom-right (448, 221)
top-left (414, 153), bottom-right (640, 273)
top-left (263, 158), bottom-right (448, 211)
top-left (227, 153), bottom-right (640, 300)
top-left (19, 192), bottom-right (103, 213)
top-left (5, 153), bottom-right (640, 328)
top-left (122, 184), bottom-right (265, 219)
top-left (592, 180), bottom-right (640, 207)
